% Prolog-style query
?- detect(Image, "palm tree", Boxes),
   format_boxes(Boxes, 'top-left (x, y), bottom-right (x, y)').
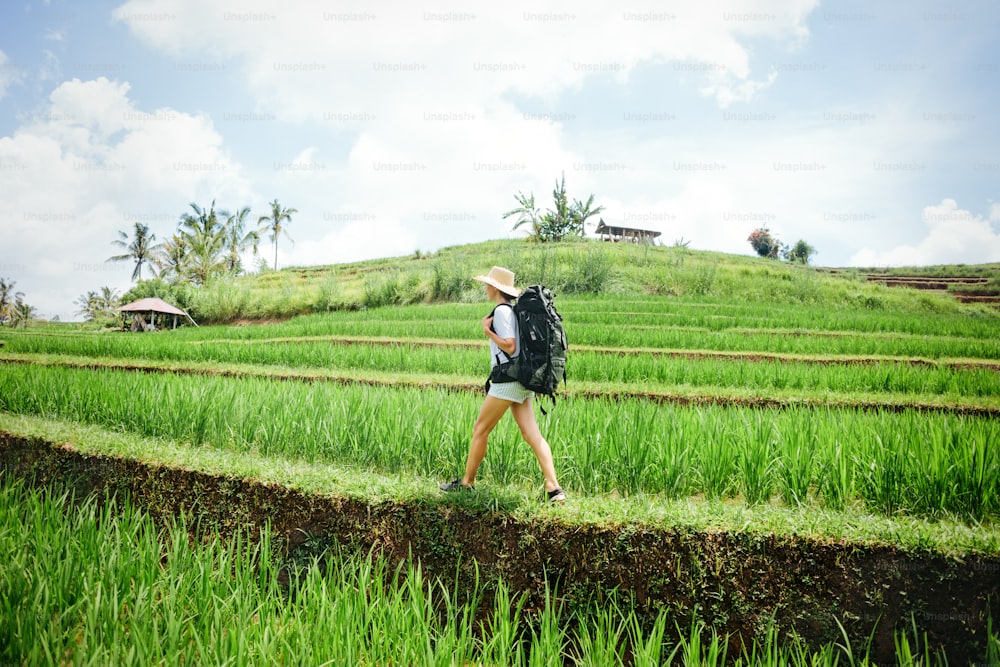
top-left (539, 173), bottom-right (572, 242)
top-left (257, 199), bottom-right (298, 271)
top-left (178, 201), bottom-right (228, 285)
top-left (75, 287), bottom-right (121, 321)
top-left (8, 294), bottom-right (35, 327)
top-left (153, 233), bottom-right (190, 284)
top-left (108, 222), bottom-right (164, 281)
top-left (503, 192), bottom-right (542, 240)
top-left (570, 193), bottom-right (605, 237)
top-left (223, 206), bottom-right (260, 275)
top-left (504, 174), bottom-right (603, 242)
top-left (75, 291), bottom-right (99, 320)
top-left (0, 277), bottom-right (24, 326)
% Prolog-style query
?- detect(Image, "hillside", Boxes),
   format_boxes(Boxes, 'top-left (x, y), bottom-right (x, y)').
top-left (121, 238), bottom-right (999, 324)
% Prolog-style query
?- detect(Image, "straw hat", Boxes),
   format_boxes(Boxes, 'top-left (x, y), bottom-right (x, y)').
top-left (472, 266), bottom-right (521, 298)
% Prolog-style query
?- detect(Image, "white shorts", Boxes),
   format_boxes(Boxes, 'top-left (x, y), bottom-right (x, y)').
top-left (487, 380), bottom-right (534, 404)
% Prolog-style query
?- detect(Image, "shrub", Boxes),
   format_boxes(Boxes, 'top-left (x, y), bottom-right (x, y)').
top-left (748, 228), bottom-right (782, 259)
top-left (784, 239), bottom-right (817, 265)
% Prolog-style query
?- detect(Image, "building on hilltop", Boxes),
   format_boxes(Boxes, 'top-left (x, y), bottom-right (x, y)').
top-left (594, 218), bottom-right (662, 245)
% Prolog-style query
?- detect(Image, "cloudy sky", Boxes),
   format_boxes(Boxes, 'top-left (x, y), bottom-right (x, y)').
top-left (1, 0), bottom-right (998, 320)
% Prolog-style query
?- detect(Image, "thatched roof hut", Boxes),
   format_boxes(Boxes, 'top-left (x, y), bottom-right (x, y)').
top-left (117, 297), bottom-right (197, 331)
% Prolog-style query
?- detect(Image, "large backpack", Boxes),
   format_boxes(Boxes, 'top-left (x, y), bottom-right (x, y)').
top-left (492, 285), bottom-right (567, 411)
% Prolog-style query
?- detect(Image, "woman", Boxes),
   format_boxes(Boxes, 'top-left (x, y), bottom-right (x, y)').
top-left (440, 266), bottom-right (566, 503)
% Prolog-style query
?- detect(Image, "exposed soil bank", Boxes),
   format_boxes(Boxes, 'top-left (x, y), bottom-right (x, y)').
top-left (2, 432), bottom-right (997, 663)
top-left (864, 273), bottom-right (1000, 308)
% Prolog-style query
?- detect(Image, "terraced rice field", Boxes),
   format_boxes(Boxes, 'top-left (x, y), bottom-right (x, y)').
top-left (2, 298), bottom-right (998, 517)
top-left (2, 294), bottom-right (999, 664)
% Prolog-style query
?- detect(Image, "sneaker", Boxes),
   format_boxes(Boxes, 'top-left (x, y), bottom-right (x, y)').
top-left (547, 487), bottom-right (566, 503)
top-left (439, 479), bottom-right (474, 493)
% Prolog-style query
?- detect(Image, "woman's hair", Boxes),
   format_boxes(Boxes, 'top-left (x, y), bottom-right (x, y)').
top-left (489, 284), bottom-right (515, 303)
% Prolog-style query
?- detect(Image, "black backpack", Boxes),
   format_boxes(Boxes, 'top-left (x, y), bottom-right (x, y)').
top-left (490, 285), bottom-right (567, 411)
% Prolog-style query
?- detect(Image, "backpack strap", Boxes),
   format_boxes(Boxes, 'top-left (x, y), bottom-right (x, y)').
top-left (486, 302), bottom-right (517, 391)
top-left (490, 302), bottom-right (516, 365)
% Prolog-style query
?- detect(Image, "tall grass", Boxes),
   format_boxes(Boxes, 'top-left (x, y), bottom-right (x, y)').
top-left (0, 479), bottom-right (984, 666)
top-left (2, 363), bottom-right (997, 519)
top-left (155, 293), bottom-right (1000, 341)
top-left (24, 289), bottom-right (997, 349)
top-left (5, 332), bottom-right (999, 400)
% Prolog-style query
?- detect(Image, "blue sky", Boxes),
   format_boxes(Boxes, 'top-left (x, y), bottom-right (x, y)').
top-left (1, 0), bottom-right (998, 320)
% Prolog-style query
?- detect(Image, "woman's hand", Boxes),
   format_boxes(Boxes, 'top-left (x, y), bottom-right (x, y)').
top-left (482, 314), bottom-right (494, 336)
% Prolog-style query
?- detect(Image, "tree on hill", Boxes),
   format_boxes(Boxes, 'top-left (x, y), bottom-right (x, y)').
top-left (108, 222), bottom-right (165, 281)
top-left (540, 173), bottom-right (573, 241)
top-left (75, 286), bottom-right (121, 321)
top-left (223, 206), bottom-right (261, 275)
top-left (784, 239), bottom-right (817, 265)
top-left (503, 192), bottom-right (541, 240)
top-left (110, 200), bottom-right (276, 304)
top-left (506, 173), bottom-right (604, 242)
top-left (153, 234), bottom-right (191, 284)
top-left (747, 227), bottom-right (783, 259)
top-left (0, 279), bottom-right (36, 328)
top-left (178, 201), bottom-right (228, 286)
top-left (10, 296), bottom-right (35, 326)
top-left (258, 199), bottom-right (297, 270)
top-left (0, 277), bottom-right (23, 326)
top-left (570, 192), bottom-right (606, 237)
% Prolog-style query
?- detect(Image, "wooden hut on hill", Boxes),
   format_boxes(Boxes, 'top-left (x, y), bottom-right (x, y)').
top-left (117, 297), bottom-right (197, 331)
top-left (594, 218), bottom-right (662, 245)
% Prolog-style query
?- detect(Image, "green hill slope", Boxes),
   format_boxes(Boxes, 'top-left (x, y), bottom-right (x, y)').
top-left (123, 238), bottom-right (998, 323)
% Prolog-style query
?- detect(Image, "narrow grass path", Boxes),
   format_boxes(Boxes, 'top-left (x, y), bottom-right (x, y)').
top-left (1, 411), bottom-right (997, 554)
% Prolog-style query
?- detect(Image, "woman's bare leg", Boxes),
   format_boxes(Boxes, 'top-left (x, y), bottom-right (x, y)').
top-left (510, 398), bottom-right (561, 492)
top-left (462, 396), bottom-right (512, 487)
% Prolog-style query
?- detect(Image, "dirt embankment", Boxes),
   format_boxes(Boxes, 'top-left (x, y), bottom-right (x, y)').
top-left (1, 433), bottom-right (997, 663)
top-left (866, 274), bottom-right (1000, 307)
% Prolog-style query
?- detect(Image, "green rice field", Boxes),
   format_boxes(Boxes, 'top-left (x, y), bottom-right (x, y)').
top-left (2, 294), bottom-right (998, 519)
top-left (2, 249), bottom-right (999, 664)
top-left (7, 479), bottom-right (992, 666)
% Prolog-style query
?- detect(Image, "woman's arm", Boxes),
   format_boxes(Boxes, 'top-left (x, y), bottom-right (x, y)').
top-left (482, 314), bottom-right (516, 356)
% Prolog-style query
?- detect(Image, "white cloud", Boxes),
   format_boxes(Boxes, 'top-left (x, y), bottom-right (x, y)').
top-left (113, 0), bottom-right (818, 110)
top-left (701, 70), bottom-right (779, 108)
top-left (0, 77), bottom-right (251, 320)
top-left (286, 217), bottom-right (419, 269)
top-left (108, 0), bottom-right (821, 270)
top-left (851, 199), bottom-right (1000, 267)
